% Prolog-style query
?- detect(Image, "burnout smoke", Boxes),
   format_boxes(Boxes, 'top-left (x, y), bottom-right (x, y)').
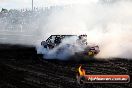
top-left (37, 36), bottom-right (86, 59)
top-left (0, 0), bottom-right (132, 59)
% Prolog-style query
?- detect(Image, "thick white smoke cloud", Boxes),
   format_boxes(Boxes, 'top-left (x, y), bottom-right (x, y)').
top-left (38, 0), bottom-right (132, 59)
top-left (1, 0), bottom-right (132, 59)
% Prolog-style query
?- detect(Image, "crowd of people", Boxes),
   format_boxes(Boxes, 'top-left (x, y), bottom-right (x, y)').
top-left (0, 5), bottom-right (69, 33)
top-left (0, 7), bottom-right (52, 32)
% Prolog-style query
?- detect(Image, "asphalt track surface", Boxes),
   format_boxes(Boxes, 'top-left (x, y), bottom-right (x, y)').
top-left (0, 44), bottom-right (132, 88)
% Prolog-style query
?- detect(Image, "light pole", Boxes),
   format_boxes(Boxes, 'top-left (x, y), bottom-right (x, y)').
top-left (32, 0), bottom-right (34, 11)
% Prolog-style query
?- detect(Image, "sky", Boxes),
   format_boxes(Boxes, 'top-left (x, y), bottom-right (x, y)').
top-left (0, 0), bottom-right (99, 10)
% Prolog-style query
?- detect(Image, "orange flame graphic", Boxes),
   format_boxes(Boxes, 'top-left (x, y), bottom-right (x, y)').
top-left (78, 65), bottom-right (86, 76)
